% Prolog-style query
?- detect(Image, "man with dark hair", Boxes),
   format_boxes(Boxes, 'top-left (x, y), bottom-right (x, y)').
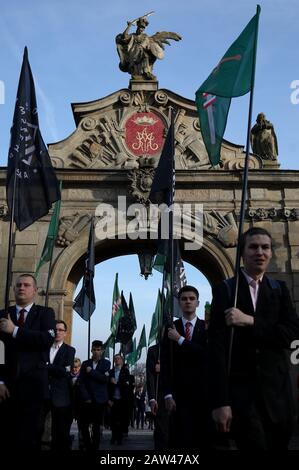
top-left (209, 226), bottom-right (299, 450)
top-left (45, 319), bottom-right (75, 451)
top-left (161, 285), bottom-right (209, 449)
top-left (0, 274), bottom-right (56, 450)
top-left (78, 340), bottom-right (110, 451)
top-left (108, 354), bottom-right (131, 445)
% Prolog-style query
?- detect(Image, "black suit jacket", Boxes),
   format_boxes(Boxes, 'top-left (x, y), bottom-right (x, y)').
top-left (0, 304), bottom-right (56, 401)
top-left (79, 357), bottom-right (111, 404)
top-left (208, 272), bottom-right (299, 427)
top-left (108, 366), bottom-right (130, 401)
top-left (161, 317), bottom-right (208, 404)
top-left (48, 343), bottom-right (75, 407)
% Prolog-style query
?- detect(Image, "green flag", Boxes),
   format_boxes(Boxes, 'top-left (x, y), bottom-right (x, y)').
top-left (195, 6), bottom-right (260, 166)
top-left (110, 273), bottom-right (124, 336)
top-left (126, 338), bottom-right (137, 366)
top-left (136, 324), bottom-right (147, 361)
top-left (148, 290), bottom-right (162, 346)
top-left (35, 193), bottom-right (61, 277)
top-left (103, 334), bottom-right (115, 359)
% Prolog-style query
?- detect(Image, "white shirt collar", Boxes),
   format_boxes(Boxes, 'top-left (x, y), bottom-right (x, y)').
top-left (182, 316), bottom-right (197, 327)
top-left (52, 341), bottom-right (63, 350)
top-left (16, 303), bottom-right (34, 314)
top-left (242, 269), bottom-right (264, 285)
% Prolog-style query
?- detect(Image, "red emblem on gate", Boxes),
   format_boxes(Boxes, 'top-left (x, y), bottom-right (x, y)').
top-left (124, 112), bottom-right (165, 157)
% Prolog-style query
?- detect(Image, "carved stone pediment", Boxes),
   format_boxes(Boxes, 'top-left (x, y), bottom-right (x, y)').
top-left (49, 87), bottom-right (258, 172)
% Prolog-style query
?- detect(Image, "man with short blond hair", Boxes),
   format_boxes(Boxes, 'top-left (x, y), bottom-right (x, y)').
top-left (0, 274), bottom-right (56, 450)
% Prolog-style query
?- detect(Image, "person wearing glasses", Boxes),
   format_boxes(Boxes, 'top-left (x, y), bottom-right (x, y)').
top-left (46, 320), bottom-right (75, 451)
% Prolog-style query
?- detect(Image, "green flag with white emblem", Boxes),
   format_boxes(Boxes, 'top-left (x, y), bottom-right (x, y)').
top-left (195, 6), bottom-right (260, 166)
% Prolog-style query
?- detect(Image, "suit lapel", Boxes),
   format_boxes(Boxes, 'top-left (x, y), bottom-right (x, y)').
top-left (238, 272), bottom-right (255, 315)
top-left (54, 343), bottom-right (65, 364)
top-left (175, 318), bottom-right (184, 336)
top-left (192, 318), bottom-right (202, 341)
top-left (255, 275), bottom-right (273, 318)
top-left (24, 304), bottom-right (38, 328)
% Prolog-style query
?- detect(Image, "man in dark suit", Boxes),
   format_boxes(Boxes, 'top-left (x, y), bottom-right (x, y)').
top-left (108, 354), bottom-right (130, 445)
top-left (146, 344), bottom-right (170, 449)
top-left (209, 227), bottom-right (299, 450)
top-left (161, 285), bottom-right (209, 449)
top-left (78, 340), bottom-right (110, 451)
top-left (0, 274), bottom-right (56, 450)
top-left (46, 319), bottom-right (75, 451)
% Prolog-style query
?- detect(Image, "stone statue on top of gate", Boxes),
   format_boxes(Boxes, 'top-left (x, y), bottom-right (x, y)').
top-left (116, 11), bottom-right (182, 80)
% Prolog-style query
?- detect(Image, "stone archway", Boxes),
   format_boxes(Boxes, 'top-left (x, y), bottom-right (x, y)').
top-left (48, 219), bottom-right (233, 344)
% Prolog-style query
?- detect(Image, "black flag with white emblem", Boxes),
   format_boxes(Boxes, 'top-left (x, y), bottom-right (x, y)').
top-left (6, 47), bottom-right (60, 231)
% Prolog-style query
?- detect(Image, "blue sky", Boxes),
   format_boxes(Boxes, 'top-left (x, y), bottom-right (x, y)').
top-left (0, 0), bottom-right (298, 360)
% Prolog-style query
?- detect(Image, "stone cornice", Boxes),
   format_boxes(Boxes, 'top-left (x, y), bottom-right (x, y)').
top-left (1, 168), bottom-right (299, 186)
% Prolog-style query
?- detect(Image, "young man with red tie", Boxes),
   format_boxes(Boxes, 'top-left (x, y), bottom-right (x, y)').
top-left (161, 285), bottom-right (209, 449)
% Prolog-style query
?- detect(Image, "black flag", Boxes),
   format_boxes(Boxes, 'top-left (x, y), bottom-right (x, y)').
top-left (6, 47), bottom-right (60, 231)
top-left (73, 219), bottom-right (96, 321)
top-left (149, 121), bottom-right (175, 206)
top-left (115, 292), bottom-right (136, 345)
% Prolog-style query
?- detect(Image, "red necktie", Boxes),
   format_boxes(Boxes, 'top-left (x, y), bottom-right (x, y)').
top-left (17, 308), bottom-right (26, 327)
top-left (185, 321), bottom-right (192, 341)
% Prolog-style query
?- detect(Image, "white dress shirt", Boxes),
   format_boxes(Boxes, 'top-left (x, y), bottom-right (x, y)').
top-left (242, 270), bottom-right (263, 311)
top-left (49, 341), bottom-right (63, 364)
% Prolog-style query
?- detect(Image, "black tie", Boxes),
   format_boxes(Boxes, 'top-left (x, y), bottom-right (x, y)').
top-left (17, 308), bottom-right (26, 327)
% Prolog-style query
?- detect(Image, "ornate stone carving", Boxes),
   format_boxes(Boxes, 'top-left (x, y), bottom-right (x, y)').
top-left (221, 153), bottom-right (262, 170)
top-left (119, 91), bottom-right (131, 105)
top-left (69, 114), bottom-right (138, 169)
top-left (203, 210), bottom-right (238, 247)
top-left (283, 208), bottom-right (299, 220)
top-left (174, 112), bottom-right (210, 169)
top-left (49, 86), bottom-right (266, 172)
top-left (57, 213), bottom-right (91, 247)
top-left (81, 117), bottom-right (97, 131)
top-left (0, 204), bottom-right (8, 218)
top-left (247, 208), bottom-right (277, 220)
top-left (127, 156), bottom-right (156, 204)
top-left (154, 90), bottom-right (169, 106)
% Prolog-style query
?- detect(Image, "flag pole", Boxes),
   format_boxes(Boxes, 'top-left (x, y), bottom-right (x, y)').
top-left (4, 170), bottom-right (17, 313)
top-left (168, 108), bottom-right (175, 396)
top-left (45, 248), bottom-right (54, 308)
top-left (169, 108), bottom-right (175, 324)
top-left (44, 183), bottom-right (62, 307)
top-left (87, 216), bottom-right (94, 359)
top-left (228, 5), bottom-right (261, 374)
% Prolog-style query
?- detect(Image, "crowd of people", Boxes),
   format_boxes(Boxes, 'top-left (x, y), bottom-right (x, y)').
top-left (1, 227), bottom-right (299, 451)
